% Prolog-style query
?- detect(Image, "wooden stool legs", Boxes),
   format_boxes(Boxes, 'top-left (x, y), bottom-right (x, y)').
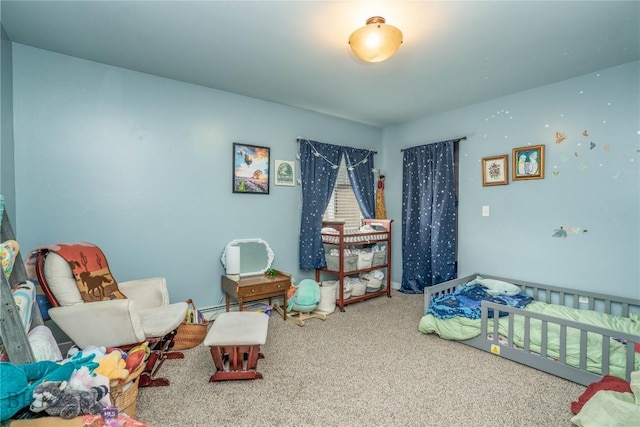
top-left (209, 344), bottom-right (265, 382)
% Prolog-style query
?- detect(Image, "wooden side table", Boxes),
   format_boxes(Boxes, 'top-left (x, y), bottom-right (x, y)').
top-left (221, 271), bottom-right (292, 320)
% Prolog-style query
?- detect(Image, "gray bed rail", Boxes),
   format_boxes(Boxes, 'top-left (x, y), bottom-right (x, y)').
top-left (423, 273), bottom-right (640, 386)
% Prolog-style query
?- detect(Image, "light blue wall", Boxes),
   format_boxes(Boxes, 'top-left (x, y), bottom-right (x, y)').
top-left (11, 44), bottom-right (381, 308)
top-left (382, 61), bottom-right (640, 299)
top-left (0, 23), bottom-right (16, 221)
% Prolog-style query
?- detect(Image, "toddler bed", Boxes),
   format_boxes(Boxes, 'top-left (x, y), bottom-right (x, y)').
top-left (419, 274), bottom-right (640, 386)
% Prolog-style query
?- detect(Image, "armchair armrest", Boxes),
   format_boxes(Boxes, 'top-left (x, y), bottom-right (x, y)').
top-left (48, 299), bottom-right (145, 349)
top-left (119, 277), bottom-right (169, 309)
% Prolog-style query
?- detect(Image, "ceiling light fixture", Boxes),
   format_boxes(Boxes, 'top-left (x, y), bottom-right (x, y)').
top-left (348, 16), bottom-right (403, 63)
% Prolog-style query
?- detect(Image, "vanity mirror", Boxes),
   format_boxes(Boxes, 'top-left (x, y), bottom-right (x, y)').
top-left (221, 238), bottom-right (274, 277)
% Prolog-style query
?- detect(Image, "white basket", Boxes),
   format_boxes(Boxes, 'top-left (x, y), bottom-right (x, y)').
top-left (357, 252), bottom-right (373, 270)
top-left (351, 280), bottom-right (367, 297)
top-left (316, 282), bottom-right (337, 314)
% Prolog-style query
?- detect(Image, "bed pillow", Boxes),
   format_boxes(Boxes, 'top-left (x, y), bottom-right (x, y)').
top-left (472, 276), bottom-right (521, 296)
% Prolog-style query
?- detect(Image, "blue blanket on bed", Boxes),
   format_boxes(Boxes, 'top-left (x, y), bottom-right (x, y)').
top-left (427, 285), bottom-right (533, 320)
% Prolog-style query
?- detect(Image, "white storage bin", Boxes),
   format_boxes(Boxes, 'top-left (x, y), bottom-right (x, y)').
top-left (357, 252), bottom-right (373, 270)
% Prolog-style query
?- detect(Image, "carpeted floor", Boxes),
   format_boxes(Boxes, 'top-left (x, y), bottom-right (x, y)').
top-left (136, 291), bottom-right (585, 427)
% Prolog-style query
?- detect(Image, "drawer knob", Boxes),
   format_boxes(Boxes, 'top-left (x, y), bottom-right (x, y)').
top-left (251, 289), bottom-right (255, 293)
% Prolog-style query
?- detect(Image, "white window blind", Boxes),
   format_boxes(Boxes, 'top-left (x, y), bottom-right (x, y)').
top-left (323, 158), bottom-right (363, 229)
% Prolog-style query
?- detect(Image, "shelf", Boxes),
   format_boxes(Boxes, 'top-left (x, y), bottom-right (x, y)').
top-left (316, 219), bottom-right (392, 311)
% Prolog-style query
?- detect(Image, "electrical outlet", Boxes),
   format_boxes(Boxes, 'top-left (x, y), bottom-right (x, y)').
top-left (482, 206), bottom-right (490, 216)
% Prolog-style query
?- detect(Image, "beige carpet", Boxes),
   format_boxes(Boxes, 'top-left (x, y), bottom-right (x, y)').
top-left (136, 291), bottom-right (585, 427)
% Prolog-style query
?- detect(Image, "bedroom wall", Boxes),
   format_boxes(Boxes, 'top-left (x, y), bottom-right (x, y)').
top-left (11, 43), bottom-right (382, 308)
top-left (0, 23), bottom-right (17, 221)
top-left (382, 61), bottom-right (640, 299)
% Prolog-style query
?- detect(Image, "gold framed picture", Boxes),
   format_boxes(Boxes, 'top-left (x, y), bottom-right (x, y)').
top-left (512, 144), bottom-right (545, 181)
top-left (481, 154), bottom-right (508, 186)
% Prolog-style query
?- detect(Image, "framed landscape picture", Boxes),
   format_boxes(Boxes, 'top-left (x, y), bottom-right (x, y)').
top-left (512, 144), bottom-right (545, 181)
top-left (481, 154), bottom-right (508, 186)
top-left (232, 143), bottom-right (270, 194)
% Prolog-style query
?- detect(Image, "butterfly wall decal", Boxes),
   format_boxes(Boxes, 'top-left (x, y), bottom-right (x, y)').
top-left (555, 132), bottom-right (566, 144)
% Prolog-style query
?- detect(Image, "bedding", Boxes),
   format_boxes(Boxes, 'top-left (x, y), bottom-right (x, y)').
top-left (321, 225), bottom-right (389, 244)
top-left (426, 284), bottom-right (532, 319)
top-left (418, 276), bottom-right (640, 385)
top-left (420, 301), bottom-right (640, 378)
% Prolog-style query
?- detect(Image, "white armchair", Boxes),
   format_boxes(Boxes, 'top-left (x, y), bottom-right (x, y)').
top-left (35, 250), bottom-right (188, 387)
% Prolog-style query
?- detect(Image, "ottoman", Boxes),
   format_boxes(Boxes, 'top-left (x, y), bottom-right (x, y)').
top-left (204, 311), bottom-right (269, 381)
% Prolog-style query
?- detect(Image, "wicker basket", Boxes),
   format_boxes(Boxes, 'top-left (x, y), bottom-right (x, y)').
top-left (110, 363), bottom-right (144, 417)
top-left (172, 299), bottom-right (209, 350)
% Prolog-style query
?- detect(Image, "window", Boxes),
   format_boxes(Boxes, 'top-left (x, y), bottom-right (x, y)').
top-left (323, 158), bottom-right (363, 229)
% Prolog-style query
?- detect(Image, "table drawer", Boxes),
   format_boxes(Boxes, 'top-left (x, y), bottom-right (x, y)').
top-left (236, 280), bottom-right (289, 298)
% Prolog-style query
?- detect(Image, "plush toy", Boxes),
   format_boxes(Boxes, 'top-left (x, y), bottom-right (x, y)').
top-left (30, 380), bottom-right (108, 419)
top-left (125, 342), bottom-right (149, 373)
top-left (68, 366), bottom-right (111, 407)
top-left (0, 354), bottom-right (98, 421)
top-left (286, 279), bottom-right (321, 312)
top-left (94, 351), bottom-right (129, 381)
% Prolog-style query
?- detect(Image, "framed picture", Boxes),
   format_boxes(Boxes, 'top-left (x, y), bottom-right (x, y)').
top-left (481, 155), bottom-right (509, 186)
top-left (274, 160), bottom-right (295, 186)
top-left (512, 144), bottom-right (545, 181)
top-left (232, 143), bottom-right (270, 194)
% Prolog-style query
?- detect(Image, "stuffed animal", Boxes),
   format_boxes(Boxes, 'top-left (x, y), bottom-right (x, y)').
top-left (30, 380), bottom-right (108, 419)
top-left (68, 366), bottom-right (111, 407)
top-left (286, 279), bottom-right (321, 312)
top-left (0, 354), bottom-right (98, 421)
top-left (94, 351), bottom-right (129, 381)
top-left (124, 342), bottom-right (149, 373)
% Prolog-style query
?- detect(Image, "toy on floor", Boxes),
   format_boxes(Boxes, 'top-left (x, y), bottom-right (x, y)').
top-left (0, 353), bottom-right (97, 421)
top-left (286, 279), bottom-right (321, 312)
top-left (30, 380), bottom-right (108, 419)
top-left (273, 279), bottom-right (326, 326)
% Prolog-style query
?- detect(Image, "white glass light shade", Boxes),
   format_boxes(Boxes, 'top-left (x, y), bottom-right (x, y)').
top-left (349, 16), bottom-right (403, 63)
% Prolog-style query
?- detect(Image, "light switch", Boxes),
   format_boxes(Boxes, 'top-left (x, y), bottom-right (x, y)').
top-left (482, 206), bottom-right (490, 216)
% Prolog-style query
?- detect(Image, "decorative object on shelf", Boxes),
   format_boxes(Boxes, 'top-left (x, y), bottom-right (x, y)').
top-left (481, 154), bottom-right (509, 186)
top-left (232, 142), bottom-right (270, 194)
top-left (221, 238), bottom-right (274, 277)
top-left (274, 160), bottom-right (295, 186)
top-left (265, 268), bottom-right (278, 276)
top-left (512, 144), bottom-right (545, 181)
top-left (349, 16), bottom-right (403, 63)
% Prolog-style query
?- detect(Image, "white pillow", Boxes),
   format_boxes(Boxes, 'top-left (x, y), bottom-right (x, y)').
top-left (473, 276), bottom-right (521, 296)
top-left (43, 252), bottom-right (83, 306)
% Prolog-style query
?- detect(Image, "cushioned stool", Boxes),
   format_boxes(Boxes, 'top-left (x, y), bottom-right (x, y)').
top-left (204, 311), bottom-right (269, 382)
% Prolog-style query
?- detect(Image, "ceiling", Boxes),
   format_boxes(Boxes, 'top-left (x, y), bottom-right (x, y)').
top-left (2, 1), bottom-right (639, 128)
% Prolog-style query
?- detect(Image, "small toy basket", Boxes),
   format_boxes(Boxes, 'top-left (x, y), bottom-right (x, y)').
top-left (110, 362), bottom-right (145, 417)
top-left (172, 298), bottom-right (209, 350)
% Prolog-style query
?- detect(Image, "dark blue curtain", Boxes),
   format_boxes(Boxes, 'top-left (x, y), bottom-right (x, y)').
top-left (298, 140), bottom-right (343, 270)
top-left (400, 140), bottom-right (457, 293)
top-left (343, 147), bottom-right (376, 219)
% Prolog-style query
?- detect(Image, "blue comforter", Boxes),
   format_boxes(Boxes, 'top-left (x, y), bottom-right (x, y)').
top-left (427, 285), bottom-right (533, 319)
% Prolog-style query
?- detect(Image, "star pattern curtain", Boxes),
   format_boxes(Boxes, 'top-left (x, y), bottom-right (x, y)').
top-left (400, 140), bottom-right (457, 293)
top-left (298, 140), bottom-right (375, 270)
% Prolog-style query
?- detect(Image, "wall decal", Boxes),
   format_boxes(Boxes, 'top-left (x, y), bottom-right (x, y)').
top-left (555, 132), bottom-right (566, 144)
top-left (552, 226), bottom-right (588, 239)
top-left (583, 130), bottom-right (589, 137)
